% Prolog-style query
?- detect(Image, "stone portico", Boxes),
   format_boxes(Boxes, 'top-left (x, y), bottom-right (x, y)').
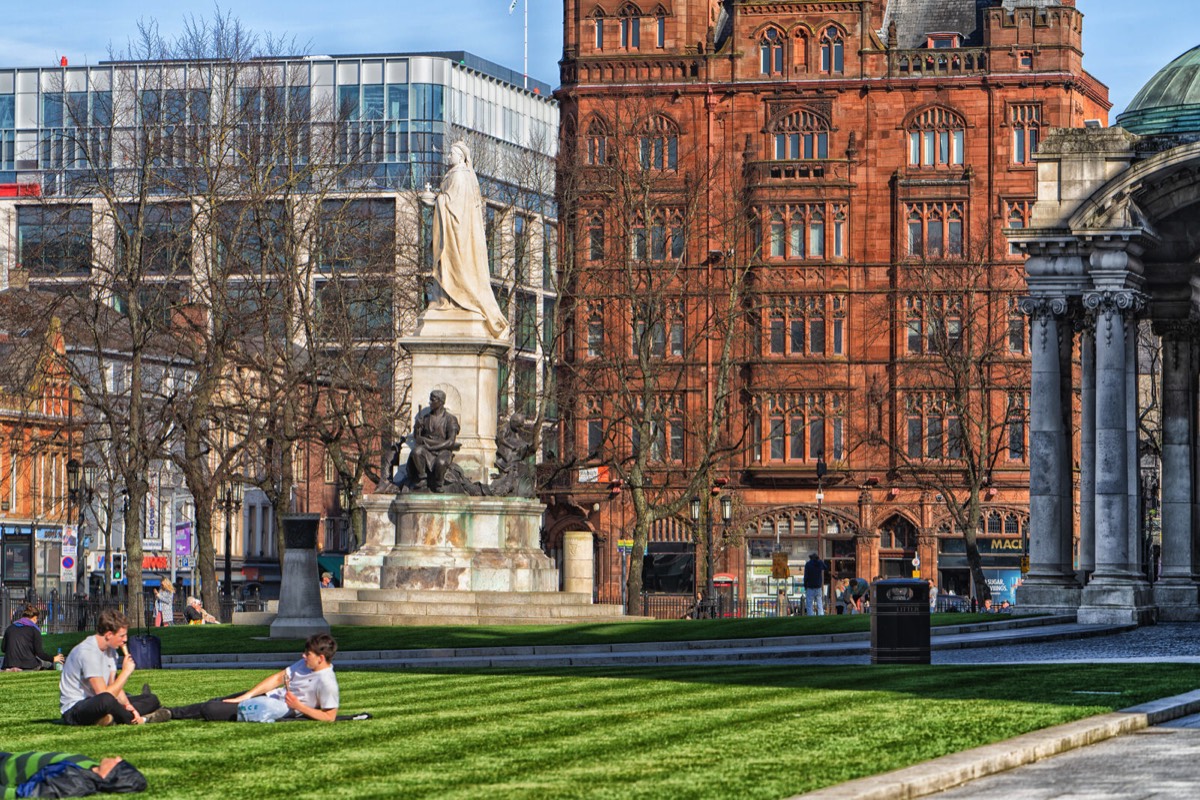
top-left (1012, 45), bottom-right (1200, 623)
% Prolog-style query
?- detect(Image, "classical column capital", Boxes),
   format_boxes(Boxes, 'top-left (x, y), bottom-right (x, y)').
top-left (1018, 295), bottom-right (1070, 319)
top-left (1083, 290), bottom-right (1145, 349)
top-left (1082, 289), bottom-right (1146, 317)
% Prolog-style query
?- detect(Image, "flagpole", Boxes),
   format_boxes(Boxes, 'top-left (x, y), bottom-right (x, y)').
top-left (509, 0), bottom-right (528, 90)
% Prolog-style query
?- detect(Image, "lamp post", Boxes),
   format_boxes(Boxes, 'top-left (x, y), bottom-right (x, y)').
top-left (815, 454), bottom-right (828, 613)
top-left (219, 480), bottom-right (243, 621)
top-left (690, 490), bottom-right (733, 616)
top-left (66, 459), bottom-right (97, 593)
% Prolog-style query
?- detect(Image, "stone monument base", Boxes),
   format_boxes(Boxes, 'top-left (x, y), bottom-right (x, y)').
top-left (382, 494), bottom-right (557, 592)
top-left (344, 493), bottom-right (557, 593)
top-left (1078, 578), bottom-right (1156, 625)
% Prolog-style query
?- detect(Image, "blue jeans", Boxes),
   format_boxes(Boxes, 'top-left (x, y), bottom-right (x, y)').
top-left (805, 588), bottom-right (825, 616)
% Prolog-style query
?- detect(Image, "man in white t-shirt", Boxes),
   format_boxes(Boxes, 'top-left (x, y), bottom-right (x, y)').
top-left (60, 610), bottom-right (168, 726)
top-left (167, 633), bottom-right (339, 722)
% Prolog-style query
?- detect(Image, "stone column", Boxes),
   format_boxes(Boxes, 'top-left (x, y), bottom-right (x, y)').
top-left (1078, 290), bottom-right (1154, 624)
top-left (1154, 322), bottom-right (1200, 619)
top-left (1078, 326), bottom-right (1096, 576)
top-left (1015, 296), bottom-right (1080, 613)
top-left (563, 530), bottom-right (595, 597)
top-left (1125, 316), bottom-right (1142, 577)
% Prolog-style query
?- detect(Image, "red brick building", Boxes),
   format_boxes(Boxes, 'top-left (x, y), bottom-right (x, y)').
top-left (548, 0), bottom-right (1110, 611)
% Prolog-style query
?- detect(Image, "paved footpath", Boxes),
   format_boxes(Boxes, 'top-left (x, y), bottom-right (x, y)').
top-left (930, 713), bottom-right (1200, 799)
top-left (795, 623), bottom-right (1200, 800)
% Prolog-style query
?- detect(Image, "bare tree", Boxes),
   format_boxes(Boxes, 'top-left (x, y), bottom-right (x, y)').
top-left (860, 238), bottom-right (1029, 602)
top-left (556, 95), bottom-right (756, 605)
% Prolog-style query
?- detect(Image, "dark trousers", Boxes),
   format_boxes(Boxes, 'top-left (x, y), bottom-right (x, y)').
top-left (169, 692), bottom-right (241, 722)
top-left (63, 689), bottom-right (160, 726)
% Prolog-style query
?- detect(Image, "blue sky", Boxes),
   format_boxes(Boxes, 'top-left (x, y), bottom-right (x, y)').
top-left (0, 1), bottom-right (1192, 114)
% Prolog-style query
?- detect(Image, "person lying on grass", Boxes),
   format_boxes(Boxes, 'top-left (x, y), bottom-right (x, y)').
top-left (0, 752), bottom-right (147, 797)
top-left (59, 609), bottom-right (168, 726)
top-left (168, 633), bottom-right (339, 723)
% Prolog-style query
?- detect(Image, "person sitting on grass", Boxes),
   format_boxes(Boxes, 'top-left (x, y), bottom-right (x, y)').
top-left (2, 604), bottom-right (65, 671)
top-left (183, 597), bottom-right (219, 625)
top-left (168, 633), bottom-right (340, 723)
top-left (59, 609), bottom-right (170, 726)
top-left (0, 751), bottom-right (147, 797)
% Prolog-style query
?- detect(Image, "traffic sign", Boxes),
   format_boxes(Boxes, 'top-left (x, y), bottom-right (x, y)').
top-left (616, 538), bottom-right (633, 554)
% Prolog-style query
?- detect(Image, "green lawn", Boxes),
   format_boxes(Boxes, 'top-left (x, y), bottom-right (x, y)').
top-left (42, 613), bottom-right (999, 656)
top-left (5, 664), bottom-right (1197, 799)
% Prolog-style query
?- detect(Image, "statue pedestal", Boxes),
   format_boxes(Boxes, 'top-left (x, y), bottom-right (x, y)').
top-left (381, 494), bottom-right (557, 592)
top-left (345, 492), bottom-right (558, 592)
top-left (400, 307), bottom-right (509, 485)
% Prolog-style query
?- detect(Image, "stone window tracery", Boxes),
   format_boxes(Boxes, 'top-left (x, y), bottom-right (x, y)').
top-left (907, 107), bottom-right (966, 167)
top-left (638, 115), bottom-right (678, 171)
top-left (772, 109), bottom-right (829, 160)
top-left (1011, 104), bottom-right (1041, 164)
top-left (820, 26), bottom-right (844, 74)
top-left (756, 393), bottom-right (845, 463)
top-left (620, 5), bottom-right (642, 50)
top-left (763, 202), bottom-right (844, 260)
top-left (906, 202), bottom-right (964, 257)
top-left (905, 393), bottom-right (962, 460)
top-left (760, 28), bottom-right (785, 75)
top-left (585, 117), bottom-right (609, 165)
top-left (904, 295), bottom-right (963, 355)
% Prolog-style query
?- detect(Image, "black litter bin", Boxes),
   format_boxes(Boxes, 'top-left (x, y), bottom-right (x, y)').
top-left (870, 579), bottom-right (931, 664)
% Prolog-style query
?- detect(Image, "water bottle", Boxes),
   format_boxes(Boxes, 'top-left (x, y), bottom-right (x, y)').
top-left (54, 647), bottom-right (63, 671)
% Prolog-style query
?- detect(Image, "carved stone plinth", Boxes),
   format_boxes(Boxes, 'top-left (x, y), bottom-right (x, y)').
top-left (354, 493), bottom-right (557, 592)
top-left (269, 514), bottom-right (331, 639)
top-left (342, 494), bottom-right (400, 590)
top-left (400, 308), bottom-right (509, 485)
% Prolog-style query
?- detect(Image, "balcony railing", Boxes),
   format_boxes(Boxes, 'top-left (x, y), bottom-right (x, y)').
top-left (888, 48), bottom-right (989, 78)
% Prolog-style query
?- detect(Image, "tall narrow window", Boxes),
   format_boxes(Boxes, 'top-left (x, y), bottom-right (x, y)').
top-left (585, 118), bottom-right (608, 165)
top-left (1011, 104), bottom-right (1041, 164)
top-left (594, 15), bottom-right (605, 49)
top-left (639, 115), bottom-right (678, 171)
top-left (620, 7), bottom-right (641, 50)
top-left (770, 212), bottom-right (786, 258)
top-left (587, 213), bottom-right (604, 261)
top-left (820, 27), bottom-right (844, 73)
top-left (657, 14), bottom-right (666, 47)
top-left (760, 29), bottom-right (785, 75)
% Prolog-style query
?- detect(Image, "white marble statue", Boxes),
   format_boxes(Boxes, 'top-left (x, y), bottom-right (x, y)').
top-left (421, 141), bottom-right (509, 337)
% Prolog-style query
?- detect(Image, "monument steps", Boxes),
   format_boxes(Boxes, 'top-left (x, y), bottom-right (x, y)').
top-left (232, 589), bottom-right (637, 627)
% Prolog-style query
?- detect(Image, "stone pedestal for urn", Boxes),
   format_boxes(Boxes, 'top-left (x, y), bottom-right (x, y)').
top-left (399, 308), bottom-right (509, 485)
top-left (269, 514), bottom-right (331, 639)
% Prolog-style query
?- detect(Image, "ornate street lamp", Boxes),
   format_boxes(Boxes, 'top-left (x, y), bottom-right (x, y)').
top-left (690, 490), bottom-right (733, 616)
top-left (65, 459), bottom-right (97, 591)
top-left (219, 480), bottom-right (244, 619)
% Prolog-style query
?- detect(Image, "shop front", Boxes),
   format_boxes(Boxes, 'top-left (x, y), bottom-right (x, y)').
top-left (937, 536), bottom-right (1026, 604)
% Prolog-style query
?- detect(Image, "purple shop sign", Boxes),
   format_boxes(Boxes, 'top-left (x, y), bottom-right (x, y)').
top-left (175, 522), bottom-right (192, 558)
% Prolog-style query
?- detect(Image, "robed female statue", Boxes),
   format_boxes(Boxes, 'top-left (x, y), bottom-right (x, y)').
top-left (425, 141), bottom-right (509, 337)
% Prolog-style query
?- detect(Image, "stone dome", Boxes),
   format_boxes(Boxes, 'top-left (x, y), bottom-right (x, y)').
top-left (1117, 44), bottom-right (1200, 135)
